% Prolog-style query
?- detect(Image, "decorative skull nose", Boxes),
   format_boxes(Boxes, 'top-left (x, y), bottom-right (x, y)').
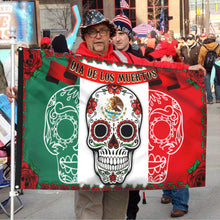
top-left (108, 134), bottom-right (119, 149)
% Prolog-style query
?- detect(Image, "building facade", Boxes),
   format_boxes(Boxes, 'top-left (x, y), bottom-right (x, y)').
top-left (39, 0), bottom-right (185, 39)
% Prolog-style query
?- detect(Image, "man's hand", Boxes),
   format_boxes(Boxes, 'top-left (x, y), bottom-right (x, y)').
top-left (6, 86), bottom-right (18, 104)
top-left (188, 64), bottom-right (206, 76)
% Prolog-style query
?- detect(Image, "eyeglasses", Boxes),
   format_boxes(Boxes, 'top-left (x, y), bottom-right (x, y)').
top-left (86, 28), bottom-right (110, 38)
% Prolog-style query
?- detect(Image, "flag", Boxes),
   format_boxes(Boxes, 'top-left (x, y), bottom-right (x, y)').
top-left (16, 48), bottom-right (207, 191)
top-left (210, 23), bottom-right (215, 34)
top-left (160, 8), bottom-right (165, 33)
top-left (120, 0), bottom-right (129, 9)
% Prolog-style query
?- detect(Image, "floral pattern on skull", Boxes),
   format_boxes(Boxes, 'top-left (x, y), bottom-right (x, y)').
top-left (86, 85), bottom-right (142, 184)
top-left (44, 86), bottom-right (79, 184)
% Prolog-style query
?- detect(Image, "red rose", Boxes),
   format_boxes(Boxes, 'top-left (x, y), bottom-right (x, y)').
top-left (44, 50), bottom-right (53, 57)
top-left (135, 186), bottom-right (144, 190)
top-left (124, 186), bottom-right (134, 191)
top-left (41, 183), bottom-right (50, 189)
top-left (107, 85), bottom-right (122, 95)
top-left (92, 186), bottom-right (101, 191)
top-left (82, 185), bottom-right (90, 191)
top-left (50, 184), bottom-right (59, 190)
top-left (113, 185), bottom-right (123, 191)
top-left (87, 97), bottom-right (97, 114)
top-left (71, 185), bottom-right (80, 190)
top-left (102, 186), bottom-right (112, 191)
top-left (20, 162), bottom-right (38, 189)
top-left (23, 48), bottom-right (42, 79)
top-left (60, 184), bottom-right (70, 190)
top-left (132, 99), bottom-right (142, 115)
top-left (188, 164), bottom-right (205, 187)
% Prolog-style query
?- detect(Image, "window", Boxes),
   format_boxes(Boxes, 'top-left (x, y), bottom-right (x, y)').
top-left (82, 0), bottom-right (104, 23)
top-left (115, 0), bottom-right (136, 27)
top-left (147, 0), bottom-right (169, 32)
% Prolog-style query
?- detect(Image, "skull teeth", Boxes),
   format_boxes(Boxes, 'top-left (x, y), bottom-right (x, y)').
top-left (98, 156), bottom-right (128, 171)
top-left (60, 154), bottom-right (78, 176)
top-left (148, 153), bottom-right (166, 175)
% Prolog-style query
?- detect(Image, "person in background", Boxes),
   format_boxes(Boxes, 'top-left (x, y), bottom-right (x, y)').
top-left (149, 41), bottom-right (190, 218)
top-left (168, 30), bottom-right (178, 48)
top-left (112, 13), bottom-right (143, 220)
top-left (112, 14), bottom-right (143, 58)
top-left (180, 34), bottom-right (200, 65)
top-left (198, 33), bottom-right (220, 104)
top-left (177, 36), bottom-right (186, 52)
top-left (5, 43), bottom-right (28, 103)
top-left (0, 60), bottom-right (7, 94)
top-left (51, 34), bottom-right (70, 53)
top-left (40, 37), bottom-right (51, 49)
top-left (200, 32), bottom-right (207, 44)
top-left (144, 30), bottom-right (160, 61)
top-left (210, 56), bottom-right (220, 103)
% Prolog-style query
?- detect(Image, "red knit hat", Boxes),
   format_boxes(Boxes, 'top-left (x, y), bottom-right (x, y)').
top-left (149, 41), bottom-right (176, 59)
top-left (40, 37), bottom-right (51, 46)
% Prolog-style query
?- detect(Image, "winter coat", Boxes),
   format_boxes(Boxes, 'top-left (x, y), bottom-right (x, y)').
top-left (198, 41), bottom-right (220, 68)
top-left (127, 44), bottom-right (144, 58)
top-left (211, 59), bottom-right (220, 85)
top-left (75, 42), bottom-right (189, 70)
top-left (180, 42), bottom-right (201, 65)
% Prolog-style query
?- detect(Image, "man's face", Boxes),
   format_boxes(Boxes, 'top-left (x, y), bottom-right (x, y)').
top-left (187, 38), bottom-right (195, 46)
top-left (112, 31), bottom-right (130, 51)
top-left (84, 24), bottom-right (110, 56)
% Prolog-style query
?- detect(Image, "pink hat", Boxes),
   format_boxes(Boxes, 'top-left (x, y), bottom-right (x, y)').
top-left (149, 41), bottom-right (176, 59)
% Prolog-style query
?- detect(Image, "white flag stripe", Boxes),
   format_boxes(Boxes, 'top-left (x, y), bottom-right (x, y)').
top-left (77, 78), bottom-right (149, 188)
top-left (210, 23), bottom-right (215, 34)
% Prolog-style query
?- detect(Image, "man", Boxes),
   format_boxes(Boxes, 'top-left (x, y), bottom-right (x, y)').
top-left (200, 32), bottom-right (207, 44)
top-left (180, 34), bottom-right (201, 65)
top-left (198, 33), bottom-right (220, 104)
top-left (112, 14), bottom-right (143, 58)
top-left (112, 14), bottom-right (142, 220)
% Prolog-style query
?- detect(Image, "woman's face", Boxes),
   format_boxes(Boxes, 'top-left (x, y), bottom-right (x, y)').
top-left (160, 55), bottom-right (174, 62)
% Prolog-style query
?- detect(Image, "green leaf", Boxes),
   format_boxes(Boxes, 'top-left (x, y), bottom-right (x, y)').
top-left (187, 159), bottom-right (200, 174)
top-left (186, 78), bottom-right (199, 89)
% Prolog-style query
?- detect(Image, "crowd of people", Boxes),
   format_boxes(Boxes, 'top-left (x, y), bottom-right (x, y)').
top-left (131, 29), bottom-right (220, 105)
top-left (1, 8), bottom-right (219, 220)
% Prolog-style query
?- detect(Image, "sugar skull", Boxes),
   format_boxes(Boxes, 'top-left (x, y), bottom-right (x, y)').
top-left (148, 90), bottom-right (184, 183)
top-left (44, 86), bottom-right (79, 184)
top-left (86, 85), bottom-right (142, 184)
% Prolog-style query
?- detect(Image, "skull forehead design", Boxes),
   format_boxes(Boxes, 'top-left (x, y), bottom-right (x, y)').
top-left (148, 90), bottom-right (184, 184)
top-left (44, 86), bottom-right (79, 184)
top-left (86, 85), bottom-right (142, 184)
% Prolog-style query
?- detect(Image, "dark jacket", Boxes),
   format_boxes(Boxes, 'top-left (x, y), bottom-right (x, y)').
top-left (180, 42), bottom-right (201, 66)
top-left (126, 44), bottom-right (144, 58)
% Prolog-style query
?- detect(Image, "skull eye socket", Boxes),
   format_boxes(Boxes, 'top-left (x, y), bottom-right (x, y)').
top-left (91, 120), bottom-right (110, 142)
top-left (117, 120), bottom-right (137, 142)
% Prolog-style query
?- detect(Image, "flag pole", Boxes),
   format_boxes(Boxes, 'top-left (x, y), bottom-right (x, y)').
top-left (9, 25), bottom-right (16, 220)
